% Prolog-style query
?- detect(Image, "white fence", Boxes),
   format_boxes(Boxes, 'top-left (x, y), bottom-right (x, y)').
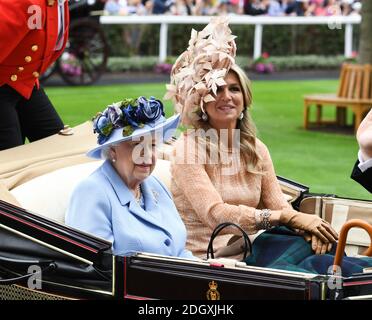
top-left (100, 15), bottom-right (362, 62)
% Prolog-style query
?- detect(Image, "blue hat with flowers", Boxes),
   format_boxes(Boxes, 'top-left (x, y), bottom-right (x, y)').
top-left (87, 96), bottom-right (180, 159)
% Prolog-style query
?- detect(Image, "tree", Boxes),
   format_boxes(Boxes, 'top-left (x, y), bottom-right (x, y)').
top-left (358, 0), bottom-right (372, 64)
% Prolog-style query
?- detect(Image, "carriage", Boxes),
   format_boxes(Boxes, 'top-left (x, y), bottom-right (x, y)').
top-left (0, 121), bottom-right (372, 300)
top-left (41, 0), bottom-right (109, 86)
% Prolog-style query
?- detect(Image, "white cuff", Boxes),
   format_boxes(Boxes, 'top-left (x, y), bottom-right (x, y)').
top-left (358, 150), bottom-right (372, 172)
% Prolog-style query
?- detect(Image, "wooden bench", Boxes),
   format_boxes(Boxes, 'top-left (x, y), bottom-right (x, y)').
top-left (303, 63), bottom-right (372, 133)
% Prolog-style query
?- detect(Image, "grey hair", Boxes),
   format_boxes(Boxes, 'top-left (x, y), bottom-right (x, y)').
top-left (100, 143), bottom-right (121, 160)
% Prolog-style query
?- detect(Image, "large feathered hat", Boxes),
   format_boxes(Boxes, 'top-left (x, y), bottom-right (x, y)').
top-left (164, 17), bottom-right (237, 125)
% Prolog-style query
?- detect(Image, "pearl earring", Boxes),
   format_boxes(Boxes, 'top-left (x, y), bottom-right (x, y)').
top-left (239, 112), bottom-right (244, 120)
top-left (112, 158), bottom-right (116, 163)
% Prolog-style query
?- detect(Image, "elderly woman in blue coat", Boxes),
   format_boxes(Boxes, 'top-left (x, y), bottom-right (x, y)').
top-left (66, 96), bottom-right (194, 259)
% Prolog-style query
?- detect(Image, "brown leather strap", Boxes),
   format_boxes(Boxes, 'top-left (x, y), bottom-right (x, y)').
top-left (333, 219), bottom-right (372, 273)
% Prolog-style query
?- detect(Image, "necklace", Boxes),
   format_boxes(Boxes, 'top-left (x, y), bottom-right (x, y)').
top-left (135, 185), bottom-right (142, 202)
top-left (135, 185), bottom-right (145, 208)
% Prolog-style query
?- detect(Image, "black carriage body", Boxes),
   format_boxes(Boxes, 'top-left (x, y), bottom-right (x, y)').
top-left (118, 255), bottom-right (323, 300)
top-left (0, 200), bottom-right (114, 300)
top-left (1, 200), bottom-right (372, 300)
top-left (120, 254), bottom-right (372, 300)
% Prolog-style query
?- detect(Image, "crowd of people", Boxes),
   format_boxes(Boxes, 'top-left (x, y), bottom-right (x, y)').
top-left (103, 0), bottom-right (362, 17)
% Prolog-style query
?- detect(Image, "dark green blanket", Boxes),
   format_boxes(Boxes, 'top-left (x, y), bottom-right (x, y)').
top-left (244, 227), bottom-right (372, 277)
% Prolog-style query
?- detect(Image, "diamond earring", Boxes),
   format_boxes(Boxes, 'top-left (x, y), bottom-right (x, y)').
top-left (201, 105), bottom-right (208, 122)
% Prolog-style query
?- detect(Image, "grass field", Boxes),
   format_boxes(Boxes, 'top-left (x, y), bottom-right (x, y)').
top-left (44, 79), bottom-right (371, 200)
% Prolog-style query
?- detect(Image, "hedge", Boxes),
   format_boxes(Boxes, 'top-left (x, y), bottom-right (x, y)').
top-left (106, 55), bottom-right (351, 73)
top-left (102, 23), bottom-right (360, 58)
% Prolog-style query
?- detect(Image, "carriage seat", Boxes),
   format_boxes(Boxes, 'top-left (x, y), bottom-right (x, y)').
top-left (9, 156), bottom-right (295, 225)
top-left (9, 158), bottom-right (371, 258)
top-left (10, 159), bottom-right (172, 224)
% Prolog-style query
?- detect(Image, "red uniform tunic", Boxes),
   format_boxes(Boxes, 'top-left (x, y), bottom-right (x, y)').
top-left (0, 0), bottom-right (69, 99)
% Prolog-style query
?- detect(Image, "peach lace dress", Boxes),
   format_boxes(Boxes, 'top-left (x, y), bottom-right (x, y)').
top-left (170, 133), bottom-right (291, 259)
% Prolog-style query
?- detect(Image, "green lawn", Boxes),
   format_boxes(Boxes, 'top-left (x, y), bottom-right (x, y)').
top-left (44, 79), bottom-right (371, 200)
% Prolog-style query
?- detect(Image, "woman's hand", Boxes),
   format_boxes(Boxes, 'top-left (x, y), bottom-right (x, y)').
top-left (280, 210), bottom-right (338, 244)
top-left (296, 230), bottom-right (333, 255)
top-left (311, 234), bottom-right (333, 255)
top-left (214, 237), bottom-right (245, 258)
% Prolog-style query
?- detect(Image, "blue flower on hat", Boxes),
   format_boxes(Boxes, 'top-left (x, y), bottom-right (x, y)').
top-left (107, 104), bottom-right (124, 127)
top-left (136, 96), bottom-right (165, 123)
top-left (93, 114), bottom-right (111, 144)
top-left (92, 96), bottom-right (165, 145)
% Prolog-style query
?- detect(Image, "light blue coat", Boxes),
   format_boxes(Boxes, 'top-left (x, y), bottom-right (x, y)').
top-left (66, 160), bottom-right (194, 259)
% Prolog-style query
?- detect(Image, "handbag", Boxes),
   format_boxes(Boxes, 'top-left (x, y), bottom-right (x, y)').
top-left (206, 222), bottom-right (252, 260)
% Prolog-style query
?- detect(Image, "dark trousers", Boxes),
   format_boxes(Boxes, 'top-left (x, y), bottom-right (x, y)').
top-left (0, 85), bottom-right (64, 151)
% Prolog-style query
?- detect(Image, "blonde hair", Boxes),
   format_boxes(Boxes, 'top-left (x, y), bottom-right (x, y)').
top-left (230, 64), bottom-right (252, 109)
top-left (231, 64), bottom-right (260, 172)
top-left (189, 64), bottom-right (261, 173)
